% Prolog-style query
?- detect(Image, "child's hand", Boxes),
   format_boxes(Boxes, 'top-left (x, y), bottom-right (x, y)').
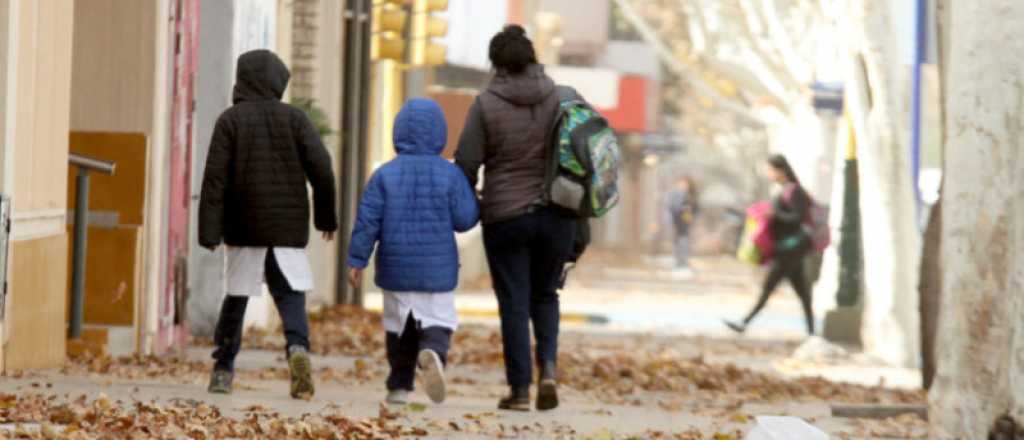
top-left (348, 268), bottom-right (363, 289)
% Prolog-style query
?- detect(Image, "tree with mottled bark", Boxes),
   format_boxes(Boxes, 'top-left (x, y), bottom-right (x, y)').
top-left (930, 0), bottom-right (1024, 438)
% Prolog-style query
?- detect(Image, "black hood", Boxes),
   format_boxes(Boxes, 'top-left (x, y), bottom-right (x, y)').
top-left (487, 64), bottom-right (555, 106)
top-left (232, 50), bottom-right (290, 104)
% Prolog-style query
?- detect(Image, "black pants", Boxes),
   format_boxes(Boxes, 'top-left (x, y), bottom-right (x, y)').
top-left (386, 313), bottom-right (453, 391)
top-left (212, 251), bottom-right (310, 372)
top-left (743, 251), bottom-right (815, 334)
top-left (483, 208), bottom-right (576, 388)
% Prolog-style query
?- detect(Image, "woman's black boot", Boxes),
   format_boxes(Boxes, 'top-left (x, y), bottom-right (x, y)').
top-left (498, 386), bottom-right (531, 411)
top-left (536, 361), bottom-right (559, 411)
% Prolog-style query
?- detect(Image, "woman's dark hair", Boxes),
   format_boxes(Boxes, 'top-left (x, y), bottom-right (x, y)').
top-left (768, 154), bottom-right (801, 186)
top-left (489, 24), bottom-right (537, 74)
top-left (680, 175), bottom-right (698, 200)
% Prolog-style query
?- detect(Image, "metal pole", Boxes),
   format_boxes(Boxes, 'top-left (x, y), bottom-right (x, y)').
top-left (353, 0), bottom-right (372, 307)
top-left (68, 168), bottom-right (90, 339)
top-left (910, 0), bottom-right (926, 219)
top-left (338, 0), bottom-right (370, 306)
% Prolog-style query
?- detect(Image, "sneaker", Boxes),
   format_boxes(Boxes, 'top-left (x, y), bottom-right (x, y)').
top-left (417, 349), bottom-right (446, 404)
top-left (288, 346), bottom-right (315, 400)
top-left (536, 361), bottom-right (559, 411)
top-left (724, 320), bottom-right (747, 334)
top-left (207, 369), bottom-right (234, 394)
top-left (670, 268), bottom-right (695, 280)
top-left (385, 389), bottom-right (410, 406)
top-left (498, 386), bottom-right (531, 411)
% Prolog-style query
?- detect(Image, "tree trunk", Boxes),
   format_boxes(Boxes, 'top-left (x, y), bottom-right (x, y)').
top-left (929, 1), bottom-right (1024, 438)
top-left (846, 0), bottom-right (922, 367)
top-left (918, 196), bottom-right (940, 390)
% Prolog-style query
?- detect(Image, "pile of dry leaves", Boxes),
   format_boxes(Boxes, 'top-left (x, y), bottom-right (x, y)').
top-left (558, 349), bottom-right (923, 405)
top-left (447, 324), bottom-right (923, 406)
top-left (0, 393), bottom-right (425, 439)
top-left (195, 305), bottom-right (386, 358)
top-left (189, 305), bottom-right (922, 408)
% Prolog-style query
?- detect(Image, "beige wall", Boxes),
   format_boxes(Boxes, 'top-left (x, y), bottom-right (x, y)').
top-left (5, 0), bottom-right (75, 371)
top-left (0, 0), bottom-right (10, 373)
top-left (307, 0), bottom-right (343, 305)
top-left (14, 0), bottom-right (73, 212)
top-left (8, 236), bottom-right (67, 370)
top-left (70, 0), bottom-right (156, 134)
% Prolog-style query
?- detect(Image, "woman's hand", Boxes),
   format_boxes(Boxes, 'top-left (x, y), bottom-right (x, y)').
top-left (348, 267), bottom-right (363, 289)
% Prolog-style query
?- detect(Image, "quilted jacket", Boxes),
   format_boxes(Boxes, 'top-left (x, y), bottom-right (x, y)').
top-left (347, 98), bottom-right (479, 293)
top-left (454, 64), bottom-right (563, 224)
top-left (198, 49), bottom-right (338, 249)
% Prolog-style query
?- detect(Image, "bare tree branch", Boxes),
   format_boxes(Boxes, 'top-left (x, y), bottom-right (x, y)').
top-left (613, 0), bottom-right (767, 125)
top-left (758, 0), bottom-right (814, 81)
top-left (671, 0), bottom-right (792, 106)
top-left (680, 0), bottom-right (712, 54)
top-left (733, 0), bottom-right (803, 90)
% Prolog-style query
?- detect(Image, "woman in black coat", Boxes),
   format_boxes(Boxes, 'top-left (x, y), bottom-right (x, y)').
top-left (726, 155), bottom-right (815, 336)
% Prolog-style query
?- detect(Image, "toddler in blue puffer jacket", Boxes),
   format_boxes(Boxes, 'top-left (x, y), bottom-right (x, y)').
top-left (347, 98), bottom-right (479, 406)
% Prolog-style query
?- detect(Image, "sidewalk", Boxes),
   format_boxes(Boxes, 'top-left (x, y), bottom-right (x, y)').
top-left (0, 251), bottom-right (927, 438)
top-left (0, 342), bottom-right (916, 439)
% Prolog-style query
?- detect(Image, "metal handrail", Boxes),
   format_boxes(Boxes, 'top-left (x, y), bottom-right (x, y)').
top-left (67, 153), bottom-right (117, 340)
top-left (69, 153), bottom-right (116, 175)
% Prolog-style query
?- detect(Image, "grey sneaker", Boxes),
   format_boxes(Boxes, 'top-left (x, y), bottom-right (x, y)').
top-left (288, 346), bottom-right (315, 400)
top-left (208, 369), bottom-right (233, 394)
top-left (417, 349), bottom-right (446, 404)
top-left (385, 389), bottom-right (410, 406)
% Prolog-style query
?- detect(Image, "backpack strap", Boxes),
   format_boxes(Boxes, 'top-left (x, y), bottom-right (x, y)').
top-left (555, 85), bottom-right (581, 105)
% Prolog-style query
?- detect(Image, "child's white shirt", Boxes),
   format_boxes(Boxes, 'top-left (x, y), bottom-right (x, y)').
top-left (224, 247), bottom-right (313, 297)
top-left (382, 291), bottom-right (458, 336)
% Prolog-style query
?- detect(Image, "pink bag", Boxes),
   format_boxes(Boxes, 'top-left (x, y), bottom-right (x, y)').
top-left (746, 201), bottom-right (775, 263)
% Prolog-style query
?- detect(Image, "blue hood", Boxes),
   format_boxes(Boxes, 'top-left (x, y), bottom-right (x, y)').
top-left (393, 98), bottom-right (448, 156)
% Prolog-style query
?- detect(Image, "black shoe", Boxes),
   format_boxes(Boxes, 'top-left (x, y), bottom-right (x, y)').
top-left (208, 369), bottom-right (234, 394)
top-left (498, 386), bottom-right (531, 411)
top-left (724, 320), bottom-right (747, 334)
top-left (288, 346), bottom-right (315, 400)
top-left (537, 361), bottom-right (559, 411)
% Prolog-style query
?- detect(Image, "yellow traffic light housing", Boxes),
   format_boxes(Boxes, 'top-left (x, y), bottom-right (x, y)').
top-left (371, 0), bottom-right (408, 61)
top-left (410, 0), bottom-right (448, 66)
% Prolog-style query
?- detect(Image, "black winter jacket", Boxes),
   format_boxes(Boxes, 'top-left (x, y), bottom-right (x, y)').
top-left (770, 183), bottom-right (810, 256)
top-left (199, 50), bottom-right (337, 249)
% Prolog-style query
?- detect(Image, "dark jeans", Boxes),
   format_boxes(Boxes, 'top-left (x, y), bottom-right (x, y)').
top-left (212, 251), bottom-right (310, 372)
top-left (483, 208), bottom-right (576, 388)
top-left (743, 249), bottom-right (815, 334)
top-left (386, 312), bottom-right (453, 391)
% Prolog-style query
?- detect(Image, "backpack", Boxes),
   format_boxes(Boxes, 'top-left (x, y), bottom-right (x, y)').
top-left (543, 86), bottom-right (622, 218)
top-left (784, 185), bottom-right (831, 252)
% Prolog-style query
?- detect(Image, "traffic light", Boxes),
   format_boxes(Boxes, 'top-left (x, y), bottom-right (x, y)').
top-left (409, 0), bottom-right (448, 66)
top-left (371, 0), bottom-right (407, 61)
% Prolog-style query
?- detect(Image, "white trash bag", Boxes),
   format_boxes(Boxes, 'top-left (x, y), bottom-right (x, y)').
top-left (746, 416), bottom-right (828, 440)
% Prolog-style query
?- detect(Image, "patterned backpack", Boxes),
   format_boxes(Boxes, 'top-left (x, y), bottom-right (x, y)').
top-left (544, 86), bottom-right (621, 218)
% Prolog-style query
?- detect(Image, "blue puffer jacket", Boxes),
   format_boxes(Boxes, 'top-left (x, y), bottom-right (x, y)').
top-left (347, 98), bottom-right (480, 292)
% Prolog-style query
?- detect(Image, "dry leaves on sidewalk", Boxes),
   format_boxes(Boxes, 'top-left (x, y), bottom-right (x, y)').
top-left (195, 305), bottom-right (387, 358)
top-left (0, 393), bottom-right (425, 439)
